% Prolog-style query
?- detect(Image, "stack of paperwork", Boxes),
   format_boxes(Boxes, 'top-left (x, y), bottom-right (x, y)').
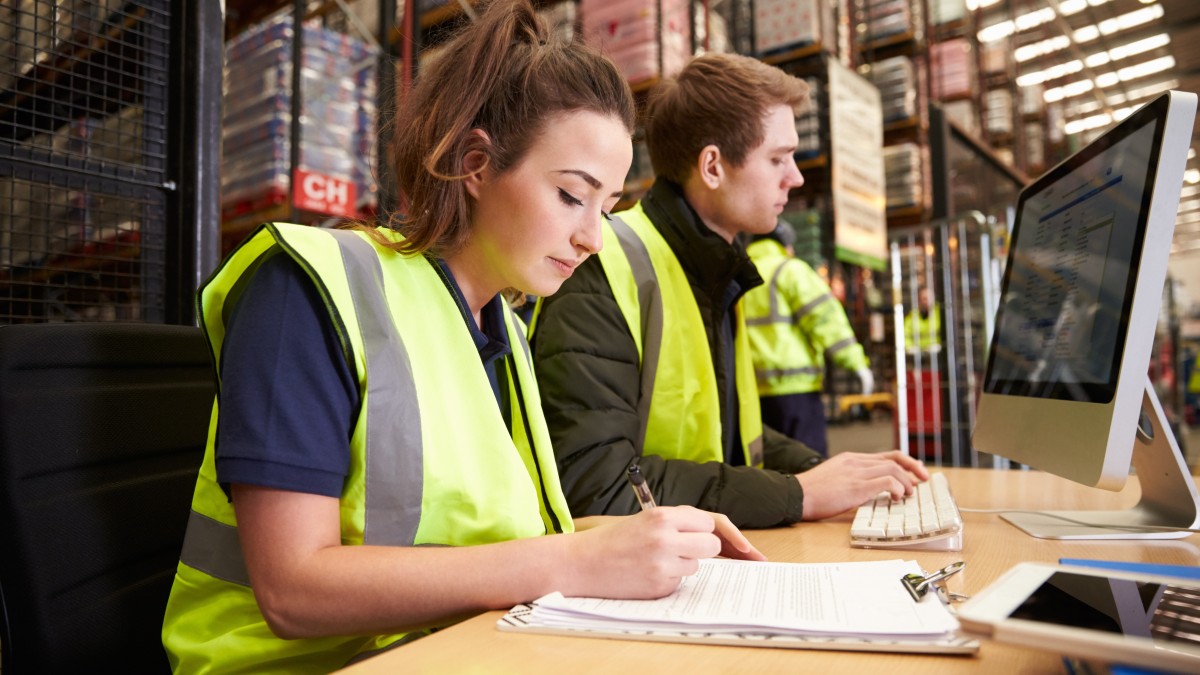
top-left (499, 558), bottom-right (979, 654)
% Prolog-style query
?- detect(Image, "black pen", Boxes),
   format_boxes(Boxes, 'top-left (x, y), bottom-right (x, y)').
top-left (626, 463), bottom-right (657, 511)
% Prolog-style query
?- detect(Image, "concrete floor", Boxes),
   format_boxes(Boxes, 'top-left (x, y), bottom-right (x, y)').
top-left (826, 417), bottom-right (897, 456)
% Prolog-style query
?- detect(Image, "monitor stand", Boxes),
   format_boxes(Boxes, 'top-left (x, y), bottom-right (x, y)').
top-left (1002, 378), bottom-right (1200, 539)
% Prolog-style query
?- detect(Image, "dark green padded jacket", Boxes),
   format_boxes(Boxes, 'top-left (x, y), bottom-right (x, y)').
top-left (531, 179), bottom-right (823, 529)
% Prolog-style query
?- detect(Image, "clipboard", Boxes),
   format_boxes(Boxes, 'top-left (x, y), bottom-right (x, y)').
top-left (498, 558), bottom-right (979, 655)
top-left (497, 604), bottom-right (981, 655)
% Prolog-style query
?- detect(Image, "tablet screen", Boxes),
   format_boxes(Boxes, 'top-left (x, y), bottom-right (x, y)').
top-left (1010, 571), bottom-right (1200, 649)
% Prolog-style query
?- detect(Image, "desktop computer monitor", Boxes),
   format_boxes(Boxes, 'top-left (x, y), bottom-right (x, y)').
top-left (973, 90), bottom-right (1200, 540)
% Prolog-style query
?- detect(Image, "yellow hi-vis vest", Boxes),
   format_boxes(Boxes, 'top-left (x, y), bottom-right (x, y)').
top-left (1189, 358), bottom-right (1200, 394)
top-left (742, 239), bottom-right (868, 396)
top-left (162, 223), bottom-right (573, 674)
top-left (582, 202), bottom-right (763, 466)
top-left (904, 304), bottom-right (943, 351)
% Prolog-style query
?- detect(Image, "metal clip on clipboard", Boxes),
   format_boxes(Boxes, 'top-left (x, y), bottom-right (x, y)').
top-left (902, 561), bottom-right (966, 602)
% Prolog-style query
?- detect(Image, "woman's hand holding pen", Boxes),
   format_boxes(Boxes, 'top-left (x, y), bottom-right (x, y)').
top-left (707, 511), bottom-right (767, 562)
top-left (563, 506), bottom-right (763, 599)
top-left (623, 463), bottom-right (764, 564)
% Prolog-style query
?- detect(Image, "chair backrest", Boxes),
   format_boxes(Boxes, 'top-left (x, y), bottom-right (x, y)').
top-left (0, 322), bottom-right (213, 674)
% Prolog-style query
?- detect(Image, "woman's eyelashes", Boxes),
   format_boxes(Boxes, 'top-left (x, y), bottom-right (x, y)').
top-left (559, 187), bottom-right (614, 222)
top-left (557, 188), bottom-right (584, 208)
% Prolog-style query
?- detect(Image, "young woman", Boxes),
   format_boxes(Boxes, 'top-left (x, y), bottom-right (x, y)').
top-left (161, 1), bottom-right (763, 671)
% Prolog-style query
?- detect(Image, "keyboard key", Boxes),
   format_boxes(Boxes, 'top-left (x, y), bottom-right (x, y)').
top-left (850, 471), bottom-right (963, 551)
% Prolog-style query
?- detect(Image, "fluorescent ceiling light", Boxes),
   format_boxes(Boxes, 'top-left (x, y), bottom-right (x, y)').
top-left (1070, 99), bottom-right (1105, 115)
top-left (1064, 112), bottom-right (1112, 135)
top-left (1112, 106), bottom-right (1136, 121)
top-left (1016, 8), bottom-right (1056, 32)
top-left (1096, 5), bottom-right (1165, 39)
top-left (980, 0), bottom-right (1117, 43)
top-left (1074, 5), bottom-right (1163, 43)
top-left (1107, 78), bottom-right (1178, 106)
top-left (1058, 58), bottom-right (1175, 107)
top-left (1187, 169), bottom-right (1200, 185)
top-left (1020, 35), bottom-right (1168, 88)
top-left (1016, 36), bottom-right (1072, 63)
top-left (979, 21), bottom-right (1015, 43)
top-left (1116, 55), bottom-right (1175, 82)
top-left (1075, 25), bottom-right (1100, 42)
top-left (1109, 33), bottom-right (1170, 60)
top-left (1044, 78), bottom-right (1094, 103)
top-left (1025, 31), bottom-right (1169, 68)
top-left (1084, 34), bottom-right (1170, 69)
top-left (1018, 60), bottom-right (1082, 87)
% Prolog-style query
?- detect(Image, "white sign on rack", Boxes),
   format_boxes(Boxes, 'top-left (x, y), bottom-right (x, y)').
top-left (828, 59), bottom-right (886, 270)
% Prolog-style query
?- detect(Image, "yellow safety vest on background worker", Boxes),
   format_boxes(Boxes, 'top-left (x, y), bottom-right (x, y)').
top-left (742, 239), bottom-right (869, 396)
top-left (1189, 357), bottom-right (1200, 394)
top-left (904, 303), bottom-right (943, 351)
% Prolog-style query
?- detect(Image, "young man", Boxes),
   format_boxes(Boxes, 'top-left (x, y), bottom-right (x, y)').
top-left (531, 53), bottom-right (926, 529)
top-left (743, 220), bottom-right (873, 457)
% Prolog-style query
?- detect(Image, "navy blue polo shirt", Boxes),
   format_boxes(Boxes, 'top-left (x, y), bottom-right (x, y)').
top-left (215, 251), bottom-right (512, 498)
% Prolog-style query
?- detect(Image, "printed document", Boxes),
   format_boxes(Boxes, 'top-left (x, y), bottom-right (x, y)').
top-left (529, 558), bottom-right (959, 638)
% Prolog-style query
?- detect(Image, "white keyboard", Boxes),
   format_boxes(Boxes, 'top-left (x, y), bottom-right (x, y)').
top-left (850, 472), bottom-right (964, 551)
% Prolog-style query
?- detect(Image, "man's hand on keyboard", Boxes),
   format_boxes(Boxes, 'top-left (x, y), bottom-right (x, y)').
top-left (794, 451), bottom-right (930, 521)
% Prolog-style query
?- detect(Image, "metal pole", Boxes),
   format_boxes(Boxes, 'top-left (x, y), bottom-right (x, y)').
top-left (290, 0), bottom-right (305, 223)
top-left (891, 239), bottom-right (910, 456)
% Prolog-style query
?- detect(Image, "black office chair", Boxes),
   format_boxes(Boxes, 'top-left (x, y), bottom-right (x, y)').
top-left (0, 322), bottom-right (214, 674)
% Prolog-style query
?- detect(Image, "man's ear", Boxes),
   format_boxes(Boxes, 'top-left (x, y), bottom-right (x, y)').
top-left (696, 144), bottom-right (723, 190)
top-left (462, 129), bottom-right (492, 200)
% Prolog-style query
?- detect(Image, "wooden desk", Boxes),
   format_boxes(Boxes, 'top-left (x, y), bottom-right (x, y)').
top-left (340, 468), bottom-right (1200, 674)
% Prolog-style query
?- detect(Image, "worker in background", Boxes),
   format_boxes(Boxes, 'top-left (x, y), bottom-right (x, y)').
top-left (743, 219), bottom-right (873, 457)
top-left (1186, 346), bottom-right (1200, 425)
top-left (161, 3), bottom-right (763, 672)
top-left (530, 53), bottom-right (926, 531)
top-left (904, 286), bottom-right (942, 353)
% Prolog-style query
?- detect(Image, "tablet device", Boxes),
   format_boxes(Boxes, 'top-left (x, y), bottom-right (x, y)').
top-left (958, 562), bottom-right (1200, 672)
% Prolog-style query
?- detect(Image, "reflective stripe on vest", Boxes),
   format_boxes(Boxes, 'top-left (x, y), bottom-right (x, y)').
top-left (744, 258), bottom-right (832, 328)
top-left (742, 244), bottom-right (866, 396)
top-left (166, 223), bottom-right (572, 671)
top-left (178, 229), bottom-right (430, 585)
top-left (596, 203), bottom-right (762, 467)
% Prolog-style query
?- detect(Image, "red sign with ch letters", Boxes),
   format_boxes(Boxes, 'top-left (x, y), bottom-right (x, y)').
top-left (293, 169), bottom-right (357, 218)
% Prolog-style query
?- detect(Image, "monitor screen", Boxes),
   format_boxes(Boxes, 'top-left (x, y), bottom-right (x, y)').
top-left (984, 106), bottom-right (1164, 404)
top-left (973, 91), bottom-right (1198, 517)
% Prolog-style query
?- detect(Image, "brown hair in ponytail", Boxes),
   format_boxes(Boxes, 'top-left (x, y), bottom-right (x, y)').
top-left (385, 0), bottom-right (635, 257)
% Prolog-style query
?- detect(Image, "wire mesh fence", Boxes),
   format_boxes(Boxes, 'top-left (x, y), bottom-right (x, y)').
top-left (1, 0), bottom-right (171, 324)
top-left (889, 210), bottom-right (1009, 467)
